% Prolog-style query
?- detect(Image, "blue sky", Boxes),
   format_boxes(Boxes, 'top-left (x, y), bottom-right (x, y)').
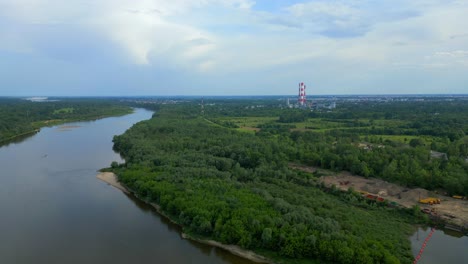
top-left (1, 0), bottom-right (467, 96)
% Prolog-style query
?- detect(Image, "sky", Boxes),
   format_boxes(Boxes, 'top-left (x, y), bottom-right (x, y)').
top-left (1, 0), bottom-right (467, 96)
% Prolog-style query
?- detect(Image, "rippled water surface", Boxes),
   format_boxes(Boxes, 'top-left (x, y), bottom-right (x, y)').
top-left (0, 109), bottom-right (254, 264)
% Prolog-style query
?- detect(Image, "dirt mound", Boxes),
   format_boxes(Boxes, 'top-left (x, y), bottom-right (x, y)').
top-left (400, 188), bottom-right (429, 202)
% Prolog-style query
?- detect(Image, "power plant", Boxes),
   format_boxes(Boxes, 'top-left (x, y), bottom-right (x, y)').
top-left (298, 82), bottom-right (307, 106)
top-left (285, 82), bottom-right (336, 110)
top-left (286, 82), bottom-right (310, 108)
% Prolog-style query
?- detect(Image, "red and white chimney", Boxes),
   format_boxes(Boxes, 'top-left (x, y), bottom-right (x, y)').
top-left (298, 82), bottom-right (306, 106)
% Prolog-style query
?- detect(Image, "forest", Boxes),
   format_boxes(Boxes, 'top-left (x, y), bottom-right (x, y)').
top-left (207, 99), bottom-right (468, 196)
top-left (109, 98), bottom-right (468, 264)
top-left (0, 97), bottom-right (132, 143)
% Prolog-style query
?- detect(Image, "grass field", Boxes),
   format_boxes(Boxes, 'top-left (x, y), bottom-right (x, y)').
top-left (53, 107), bottom-right (74, 114)
top-left (212, 115), bottom-right (447, 153)
top-left (213, 117), bottom-right (277, 128)
top-left (370, 135), bottom-right (419, 143)
top-left (214, 116), bottom-right (411, 133)
top-left (293, 118), bottom-right (347, 131)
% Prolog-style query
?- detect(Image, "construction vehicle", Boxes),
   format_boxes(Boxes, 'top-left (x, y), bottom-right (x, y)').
top-left (419, 198), bottom-right (441, 205)
top-left (452, 195), bottom-right (464, 199)
top-left (421, 208), bottom-right (437, 215)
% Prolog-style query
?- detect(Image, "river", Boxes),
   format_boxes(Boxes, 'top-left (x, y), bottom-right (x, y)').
top-left (0, 109), bottom-right (254, 264)
top-left (410, 227), bottom-right (468, 264)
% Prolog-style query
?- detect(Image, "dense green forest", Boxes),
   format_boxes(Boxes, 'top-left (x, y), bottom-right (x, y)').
top-left (109, 100), bottom-right (460, 264)
top-left (0, 97), bottom-right (132, 143)
top-left (206, 99), bottom-right (468, 196)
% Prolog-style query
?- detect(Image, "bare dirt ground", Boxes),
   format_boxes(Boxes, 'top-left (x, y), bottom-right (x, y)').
top-left (290, 164), bottom-right (468, 230)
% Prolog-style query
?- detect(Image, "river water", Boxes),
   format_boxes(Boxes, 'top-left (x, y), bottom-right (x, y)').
top-left (0, 109), bottom-right (253, 264)
top-left (410, 227), bottom-right (468, 264)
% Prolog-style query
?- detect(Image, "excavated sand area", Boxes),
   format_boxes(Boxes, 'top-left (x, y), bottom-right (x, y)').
top-left (290, 164), bottom-right (468, 230)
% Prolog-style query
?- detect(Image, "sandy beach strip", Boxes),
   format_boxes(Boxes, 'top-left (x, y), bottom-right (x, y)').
top-left (182, 234), bottom-right (273, 263)
top-left (96, 172), bottom-right (129, 194)
top-left (96, 171), bottom-right (273, 263)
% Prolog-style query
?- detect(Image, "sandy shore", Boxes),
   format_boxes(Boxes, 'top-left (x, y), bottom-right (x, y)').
top-left (96, 172), bottom-right (129, 194)
top-left (96, 172), bottom-right (273, 263)
top-left (182, 233), bottom-right (273, 263)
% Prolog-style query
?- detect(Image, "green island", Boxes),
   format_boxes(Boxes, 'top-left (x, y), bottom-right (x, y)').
top-left (0, 97), bottom-right (132, 143)
top-left (108, 97), bottom-right (467, 264)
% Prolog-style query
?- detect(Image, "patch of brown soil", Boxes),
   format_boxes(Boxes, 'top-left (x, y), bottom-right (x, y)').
top-left (291, 164), bottom-right (468, 230)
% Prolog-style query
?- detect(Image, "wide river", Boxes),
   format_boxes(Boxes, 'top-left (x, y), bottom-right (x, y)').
top-left (0, 109), bottom-right (253, 264)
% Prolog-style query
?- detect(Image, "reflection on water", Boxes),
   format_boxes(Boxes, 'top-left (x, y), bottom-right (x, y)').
top-left (441, 228), bottom-right (465, 238)
top-left (411, 227), bottom-right (468, 264)
top-left (120, 188), bottom-right (255, 264)
top-left (57, 125), bottom-right (82, 132)
top-left (0, 130), bottom-right (39, 148)
top-left (0, 109), bottom-right (256, 264)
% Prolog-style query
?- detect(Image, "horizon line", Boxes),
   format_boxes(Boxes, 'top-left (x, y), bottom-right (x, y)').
top-left (2, 93), bottom-right (468, 98)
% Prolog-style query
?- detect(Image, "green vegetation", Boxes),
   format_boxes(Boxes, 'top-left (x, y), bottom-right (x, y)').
top-left (206, 99), bottom-right (468, 195)
top-left (52, 107), bottom-right (74, 115)
top-left (0, 97), bottom-right (132, 143)
top-left (110, 101), bottom-right (455, 264)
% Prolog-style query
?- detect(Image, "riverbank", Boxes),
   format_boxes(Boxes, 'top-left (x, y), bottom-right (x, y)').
top-left (31, 110), bottom-right (134, 130)
top-left (1, 109), bottom-right (133, 144)
top-left (290, 163), bottom-right (468, 234)
top-left (96, 172), bottom-right (129, 194)
top-left (96, 172), bottom-right (273, 264)
top-left (0, 129), bottom-right (40, 145)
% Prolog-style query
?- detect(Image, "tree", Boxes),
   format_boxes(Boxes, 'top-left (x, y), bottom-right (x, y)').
top-left (409, 138), bottom-right (424, 148)
top-left (261, 228), bottom-right (272, 246)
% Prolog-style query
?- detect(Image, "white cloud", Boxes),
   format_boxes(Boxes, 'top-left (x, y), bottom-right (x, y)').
top-left (424, 50), bottom-right (468, 67)
top-left (288, 1), bottom-right (359, 18)
top-left (434, 50), bottom-right (468, 58)
top-left (1, 0), bottom-right (468, 95)
top-left (0, 0), bottom-right (251, 68)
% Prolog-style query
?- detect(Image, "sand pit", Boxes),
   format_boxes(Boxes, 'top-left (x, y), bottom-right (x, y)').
top-left (290, 164), bottom-right (468, 230)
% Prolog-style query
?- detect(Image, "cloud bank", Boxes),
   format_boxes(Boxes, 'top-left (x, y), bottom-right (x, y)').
top-left (1, 0), bottom-right (467, 95)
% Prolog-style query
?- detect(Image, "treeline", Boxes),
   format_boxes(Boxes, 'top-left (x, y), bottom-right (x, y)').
top-left (291, 130), bottom-right (468, 195)
top-left (111, 105), bottom-right (424, 264)
top-left (278, 110), bottom-right (309, 123)
top-left (316, 101), bottom-right (468, 141)
top-left (0, 97), bottom-right (132, 142)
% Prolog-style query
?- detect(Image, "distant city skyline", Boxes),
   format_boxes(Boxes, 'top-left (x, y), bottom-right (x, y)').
top-left (1, 0), bottom-right (468, 96)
